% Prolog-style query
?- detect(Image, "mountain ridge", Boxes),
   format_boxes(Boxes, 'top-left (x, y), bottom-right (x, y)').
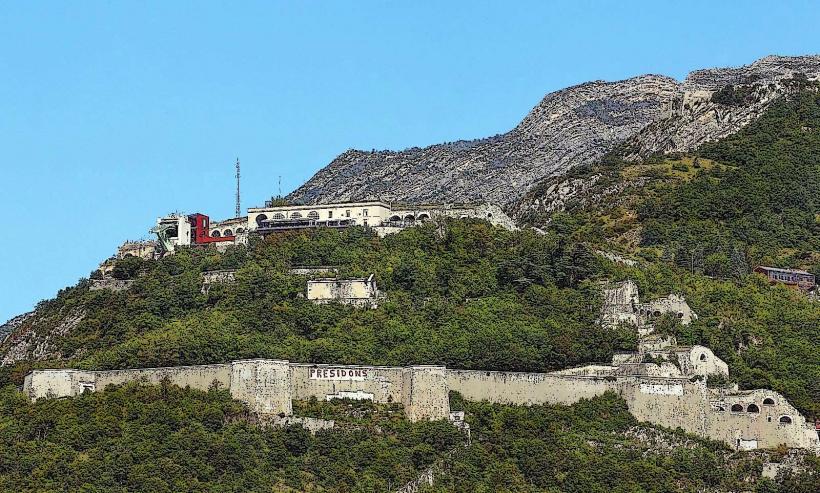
top-left (287, 55), bottom-right (820, 213)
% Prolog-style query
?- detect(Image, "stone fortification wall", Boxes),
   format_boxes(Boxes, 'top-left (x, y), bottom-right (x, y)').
top-left (622, 378), bottom-right (819, 450)
top-left (446, 369), bottom-right (618, 406)
top-left (23, 360), bottom-right (819, 450)
top-left (290, 363), bottom-right (405, 405)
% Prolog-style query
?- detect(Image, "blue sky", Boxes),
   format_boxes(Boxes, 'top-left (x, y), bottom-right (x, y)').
top-left (1, 1), bottom-right (818, 322)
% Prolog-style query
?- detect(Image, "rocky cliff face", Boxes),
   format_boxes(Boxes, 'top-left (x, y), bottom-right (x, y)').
top-left (286, 55), bottom-right (820, 216)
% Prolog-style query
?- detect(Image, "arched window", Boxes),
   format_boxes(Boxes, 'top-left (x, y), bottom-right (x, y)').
top-left (418, 213), bottom-right (430, 222)
top-left (236, 228), bottom-right (244, 234)
top-left (487, 213), bottom-right (493, 219)
top-left (307, 211), bottom-right (319, 220)
top-left (211, 230), bottom-right (221, 238)
top-left (699, 353), bottom-right (707, 361)
top-left (653, 310), bottom-right (662, 317)
top-left (678, 312), bottom-right (685, 318)
top-left (778, 415), bottom-right (792, 424)
top-left (271, 213), bottom-right (285, 220)
top-left (255, 214), bottom-right (268, 226)
top-left (290, 212), bottom-right (303, 219)
top-left (763, 397), bottom-right (775, 405)
top-left (731, 404), bottom-right (743, 412)
top-left (223, 229), bottom-right (233, 236)
top-left (747, 404), bottom-right (760, 413)
top-left (389, 215), bottom-right (401, 222)
top-left (404, 214), bottom-right (415, 222)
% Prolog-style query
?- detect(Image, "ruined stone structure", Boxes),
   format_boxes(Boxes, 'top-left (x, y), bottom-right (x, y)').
top-left (601, 280), bottom-right (698, 334)
top-left (306, 274), bottom-right (381, 308)
top-left (89, 279), bottom-right (134, 292)
top-left (200, 269), bottom-right (237, 294)
top-left (24, 354), bottom-right (819, 451)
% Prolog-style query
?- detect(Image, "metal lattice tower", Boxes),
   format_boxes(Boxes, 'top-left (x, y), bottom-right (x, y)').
top-left (235, 158), bottom-right (241, 218)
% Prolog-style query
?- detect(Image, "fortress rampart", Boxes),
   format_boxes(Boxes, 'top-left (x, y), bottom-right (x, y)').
top-left (23, 360), bottom-right (819, 451)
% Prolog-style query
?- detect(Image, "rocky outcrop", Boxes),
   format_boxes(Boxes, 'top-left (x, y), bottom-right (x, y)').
top-left (288, 75), bottom-right (679, 206)
top-left (287, 55), bottom-right (820, 214)
top-left (0, 312), bottom-right (33, 345)
top-left (1, 309), bottom-right (85, 366)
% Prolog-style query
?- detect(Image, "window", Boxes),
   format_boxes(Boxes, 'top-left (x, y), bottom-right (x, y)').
top-left (271, 213), bottom-right (285, 220)
top-left (255, 214), bottom-right (268, 226)
top-left (699, 353), bottom-right (707, 361)
top-left (308, 211), bottom-right (319, 220)
top-left (731, 404), bottom-right (743, 412)
top-left (779, 415), bottom-right (792, 424)
top-left (290, 212), bottom-right (303, 219)
top-left (763, 397), bottom-right (775, 405)
top-left (363, 209), bottom-right (368, 217)
top-left (328, 211), bottom-right (333, 219)
top-left (345, 210), bottom-right (351, 217)
top-left (224, 229), bottom-right (233, 236)
top-left (747, 404), bottom-right (760, 413)
top-left (211, 230), bottom-right (221, 238)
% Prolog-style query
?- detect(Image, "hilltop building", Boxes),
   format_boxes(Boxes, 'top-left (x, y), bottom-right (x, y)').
top-left (753, 266), bottom-right (816, 292)
top-left (248, 200), bottom-right (516, 237)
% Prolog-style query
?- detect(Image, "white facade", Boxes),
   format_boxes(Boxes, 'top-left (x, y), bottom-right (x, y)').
top-left (248, 201), bottom-right (392, 230)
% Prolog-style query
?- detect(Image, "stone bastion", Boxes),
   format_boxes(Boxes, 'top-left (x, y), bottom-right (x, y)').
top-left (24, 360), bottom-right (819, 451)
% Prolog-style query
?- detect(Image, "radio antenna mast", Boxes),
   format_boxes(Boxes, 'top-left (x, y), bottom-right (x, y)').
top-left (235, 158), bottom-right (241, 218)
top-left (278, 175), bottom-right (282, 198)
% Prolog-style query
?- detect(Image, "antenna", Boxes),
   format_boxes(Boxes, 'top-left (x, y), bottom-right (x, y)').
top-left (278, 175), bottom-right (282, 198)
top-left (235, 158), bottom-right (241, 218)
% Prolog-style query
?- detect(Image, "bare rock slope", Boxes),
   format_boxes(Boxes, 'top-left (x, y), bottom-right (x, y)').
top-left (287, 55), bottom-right (820, 212)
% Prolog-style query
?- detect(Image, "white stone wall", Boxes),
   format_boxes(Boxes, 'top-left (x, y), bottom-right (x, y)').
top-left (22, 358), bottom-right (819, 450)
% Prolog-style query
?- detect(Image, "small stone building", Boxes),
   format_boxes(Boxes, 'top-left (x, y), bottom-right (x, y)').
top-left (306, 274), bottom-right (380, 308)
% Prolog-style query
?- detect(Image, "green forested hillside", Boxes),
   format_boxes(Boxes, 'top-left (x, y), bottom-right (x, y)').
top-left (2, 384), bottom-right (815, 493)
top-left (1, 87), bottom-right (820, 491)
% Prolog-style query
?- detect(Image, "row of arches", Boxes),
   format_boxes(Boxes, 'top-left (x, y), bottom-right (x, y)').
top-left (388, 213), bottom-right (430, 223)
top-left (210, 227), bottom-right (244, 238)
top-left (724, 400), bottom-right (792, 423)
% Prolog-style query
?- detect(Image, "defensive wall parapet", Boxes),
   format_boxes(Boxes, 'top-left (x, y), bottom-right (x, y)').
top-left (23, 361), bottom-right (819, 450)
top-left (446, 369), bottom-right (620, 406)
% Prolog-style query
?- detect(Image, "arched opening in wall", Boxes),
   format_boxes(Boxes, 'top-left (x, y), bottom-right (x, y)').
top-left (307, 211), bottom-right (319, 220)
top-left (236, 228), bottom-right (244, 234)
top-left (271, 213), bottom-right (285, 220)
top-left (747, 404), bottom-right (760, 413)
top-left (763, 398), bottom-right (775, 405)
top-left (653, 310), bottom-right (662, 317)
top-left (211, 230), bottom-right (221, 238)
top-left (255, 214), bottom-right (268, 226)
top-left (699, 353), bottom-right (707, 361)
top-left (290, 212), bottom-right (303, 219)
top-left (389, 215), bottom-right (401, 222)
top-left (677, 312), bottom-right (684, 318)
top-left (731, 404), bottom-right (743, 412)
top-left (223, 229), bottom-right (233, 236)
top-left (404, 214), bottom-right (415, 222)
top-left (487, 213), bottom-right (493, 219)
top-left (779, 415), bottom-right (792, 424)
top-left (418, 213), bottom-right (430, 222)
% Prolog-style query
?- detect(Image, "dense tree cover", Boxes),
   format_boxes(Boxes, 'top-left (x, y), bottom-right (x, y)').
top-left (601, 261), bottom-right (820, 418)
top-left (2, 220), bottom-right (632, 382)
top-left (0, 382), bottom-right (463, 492)
top-left (639, 89), bottom-right (820, 275)
top-left (430, 392), bottom-right (819, 493)
top-left (2, 383), bottom-right (815, 493)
